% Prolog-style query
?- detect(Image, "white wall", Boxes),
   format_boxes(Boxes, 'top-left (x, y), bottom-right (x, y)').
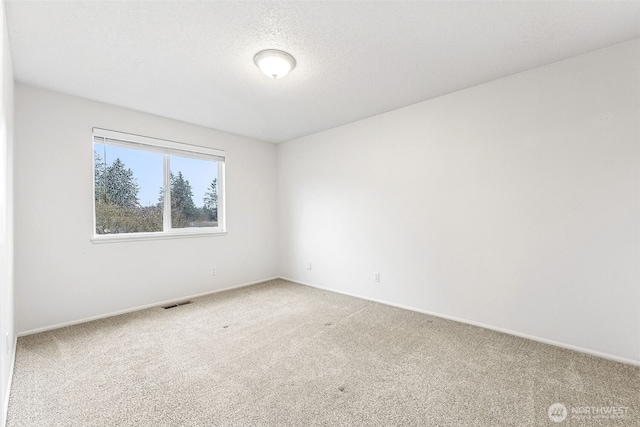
top-left (0, 0), bottom-right (13, 424)
top-left (14, 85), bottom-right (278, 334)
top-left (278, 39), bottom-right (640, 364)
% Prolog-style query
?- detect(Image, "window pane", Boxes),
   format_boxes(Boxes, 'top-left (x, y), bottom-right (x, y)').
top-left (169, 155), bottom-right (219, 229)
top-left (94, 143), bottom-right (163, 234)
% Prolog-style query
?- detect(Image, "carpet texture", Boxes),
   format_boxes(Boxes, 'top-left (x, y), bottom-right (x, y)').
top-left (7, 279), bottom-right (639, 426)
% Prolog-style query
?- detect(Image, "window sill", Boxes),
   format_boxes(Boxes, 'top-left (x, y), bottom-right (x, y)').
top-left (91, 230), bottom-right (227, 244)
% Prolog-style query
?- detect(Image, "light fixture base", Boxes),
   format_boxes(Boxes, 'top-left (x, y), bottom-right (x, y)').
top-left (254, 49), bottom-right (296, 79)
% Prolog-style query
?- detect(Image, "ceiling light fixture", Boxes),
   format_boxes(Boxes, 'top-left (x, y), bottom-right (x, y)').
top-left (253, 49), bottom-right (296, 79)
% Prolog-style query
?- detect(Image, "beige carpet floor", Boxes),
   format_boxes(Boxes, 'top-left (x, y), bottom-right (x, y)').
top-left (7, 279), bottom-right (639, 426)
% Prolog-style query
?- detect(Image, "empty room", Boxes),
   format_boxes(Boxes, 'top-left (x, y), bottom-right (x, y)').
top-left (1, 1), bottom-right (639, 426)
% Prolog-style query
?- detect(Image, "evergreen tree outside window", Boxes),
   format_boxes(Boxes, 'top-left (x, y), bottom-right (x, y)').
top-left (203, 178), bottom-right (219, 222)
top-left (93, 128), bottom-right (225, 241)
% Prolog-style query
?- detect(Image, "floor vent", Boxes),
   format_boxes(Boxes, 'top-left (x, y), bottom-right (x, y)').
top-left (162, 301), bottom-right (192, 309)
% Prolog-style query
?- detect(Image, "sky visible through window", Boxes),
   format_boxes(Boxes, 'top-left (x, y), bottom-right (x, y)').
top-left (95, 143), bottom-right (218, 207)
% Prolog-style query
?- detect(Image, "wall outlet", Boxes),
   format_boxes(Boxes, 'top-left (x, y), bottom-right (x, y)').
top-left (374, 272), bottom-right (381, 282)
top-left (211, 266), bottom-right (217, 276)
top-left (306, 262), bottom-right (312, 270)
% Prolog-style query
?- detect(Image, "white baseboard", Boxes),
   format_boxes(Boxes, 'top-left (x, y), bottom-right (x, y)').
top-left (2, 335), bottom-right (16, 427)
top-left (18, 277), bottom-right (279, 337)
top-left (280, 276), bottom-right (640, 367)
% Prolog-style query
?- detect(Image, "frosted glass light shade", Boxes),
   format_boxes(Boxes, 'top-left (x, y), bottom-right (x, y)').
top-left (254, 49), bottom-right (296, 79)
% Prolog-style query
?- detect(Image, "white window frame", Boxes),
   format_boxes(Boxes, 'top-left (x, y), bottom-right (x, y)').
top-left (91, 128), bottom-right (226, 243)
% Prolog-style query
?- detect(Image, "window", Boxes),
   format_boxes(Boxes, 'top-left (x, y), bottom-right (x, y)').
top-left (92, 128), bottom-right (225, 241)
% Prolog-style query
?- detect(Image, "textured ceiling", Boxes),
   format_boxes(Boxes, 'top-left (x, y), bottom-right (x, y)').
top-left (5, 1), bottom-right (640, 143)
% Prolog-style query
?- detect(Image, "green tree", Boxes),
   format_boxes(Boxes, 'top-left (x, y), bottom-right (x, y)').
top-left (94, 151), bottom-right (106, 203)
top-left (104, 158), bottom-right (139, 208)
top-left (203, 178), bottom-right (218, 221)
top-left (170, 171), bottom-right (197, 226)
